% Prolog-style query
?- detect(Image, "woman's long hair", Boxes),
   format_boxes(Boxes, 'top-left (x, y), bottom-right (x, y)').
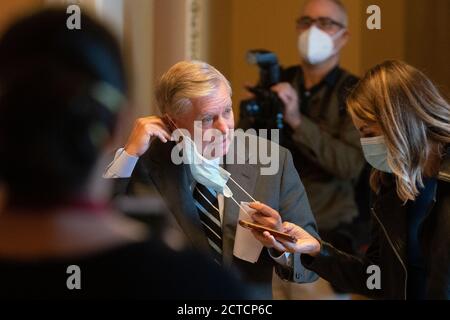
top-left (347, 60), bottom-right (450, 202)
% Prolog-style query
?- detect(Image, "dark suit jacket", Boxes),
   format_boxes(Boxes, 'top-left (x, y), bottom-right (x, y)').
top-left (113, 134), bottom-right (319, 298)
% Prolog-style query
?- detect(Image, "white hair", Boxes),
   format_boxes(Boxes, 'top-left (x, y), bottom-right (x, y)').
top-left (155, 60), bottom-right (232, 115)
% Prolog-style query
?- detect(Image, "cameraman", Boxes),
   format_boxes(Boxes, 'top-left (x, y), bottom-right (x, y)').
top-left (247, 0), bottom-right (368, 257)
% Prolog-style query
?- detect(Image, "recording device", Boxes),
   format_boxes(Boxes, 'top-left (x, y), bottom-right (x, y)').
top-left (239, 220), bottom-right (297, 243)
top-left (239, 50), bottom-right (284, 131)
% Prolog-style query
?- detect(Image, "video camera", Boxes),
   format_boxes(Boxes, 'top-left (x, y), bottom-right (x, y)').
top-left (239, 49), bottom-right (284, 131)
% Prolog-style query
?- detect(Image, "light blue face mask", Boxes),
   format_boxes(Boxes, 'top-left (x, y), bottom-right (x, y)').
top-left (360, 136), bottom-right (392, 173)
top-left (182, 135), bottom-right (234, 198)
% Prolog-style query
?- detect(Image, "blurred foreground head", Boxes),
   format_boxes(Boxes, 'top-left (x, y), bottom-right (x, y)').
top-left (0, 8), bottom-right (127, 209)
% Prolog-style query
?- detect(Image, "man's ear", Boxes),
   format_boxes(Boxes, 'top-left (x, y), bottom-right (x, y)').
top-left (336, 29), bottom-right (350, 51)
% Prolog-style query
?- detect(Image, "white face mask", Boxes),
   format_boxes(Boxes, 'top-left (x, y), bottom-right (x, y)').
top-left (360, 136), bottom-right (392, 173)
top-left (298, 25), bottom-right (345, 65)
top-left (182, 135), bottom-right (233, 198)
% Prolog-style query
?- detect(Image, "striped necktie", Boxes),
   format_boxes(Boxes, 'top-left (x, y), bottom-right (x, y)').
top-left (193, 183), bottom-right (222, 265)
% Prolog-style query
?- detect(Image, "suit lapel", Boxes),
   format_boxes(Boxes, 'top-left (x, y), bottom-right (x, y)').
top-left (144, 137), bottom-right (262, 259)
top-left (145, 141), bottom-right (209, 250)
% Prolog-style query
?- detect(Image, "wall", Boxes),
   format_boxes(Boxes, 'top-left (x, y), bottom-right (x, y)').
top-left (405, 0), bottom-right (450, 95)
top-left (207, 0), bottom-right (368, 114)
top-left (123, 0), bottom-right (155, 117)
top-left (360, 0), bottom-right (406, 72)
top-left (207, 0), bottom-right (449, 115)
top-left (0, 0), bottom-right (43, 36)
top-left (1, 0), bottom-right (448, 119)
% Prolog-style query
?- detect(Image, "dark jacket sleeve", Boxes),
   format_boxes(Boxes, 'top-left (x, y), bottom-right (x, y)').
top-left (111, 155), bottom-right (156, 198)
top-left (426, 183), bottom-right (450, 299)
top-left (300, 218), bottom-right (385, 299)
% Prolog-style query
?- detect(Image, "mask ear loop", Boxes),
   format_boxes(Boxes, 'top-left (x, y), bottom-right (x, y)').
top-left (229, 196), bottom-right (253, 220)
top-left (164, 114), bottom-right (255, 220)
top-left (163, 114), bottom-right (183, 140)
top-left (228, 177), bottom-right (257, 202)
top-left (229, 176), bottom-right (258, 220)
top-left (228, 177), bottom-right (258, 220)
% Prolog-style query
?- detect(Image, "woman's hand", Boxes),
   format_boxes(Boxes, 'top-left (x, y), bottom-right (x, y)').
top-left (278, 222), bottom-right (321, 256)
top-left (248, 202), bottom-right (321, 256)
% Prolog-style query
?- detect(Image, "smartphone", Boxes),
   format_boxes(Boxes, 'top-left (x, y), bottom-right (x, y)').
top-left (239, 220), bottom-right (297, 243)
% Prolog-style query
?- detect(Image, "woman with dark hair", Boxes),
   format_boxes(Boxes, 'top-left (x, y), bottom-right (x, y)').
top-left (0, 9), bottom-right (243, 299)
top-left (247, 60), bottom-right (450, 300)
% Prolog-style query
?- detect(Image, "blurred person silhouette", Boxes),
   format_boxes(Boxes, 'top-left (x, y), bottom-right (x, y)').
top-left (0, 8), bottom-right (245, 299)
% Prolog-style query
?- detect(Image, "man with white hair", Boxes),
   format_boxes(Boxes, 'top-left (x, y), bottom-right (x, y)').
top-left (105, 60), bottom-right (318, 299)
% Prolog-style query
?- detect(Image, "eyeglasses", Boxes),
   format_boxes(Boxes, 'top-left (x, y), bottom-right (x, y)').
top-left (295, 16), bottom-right (345, 31)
